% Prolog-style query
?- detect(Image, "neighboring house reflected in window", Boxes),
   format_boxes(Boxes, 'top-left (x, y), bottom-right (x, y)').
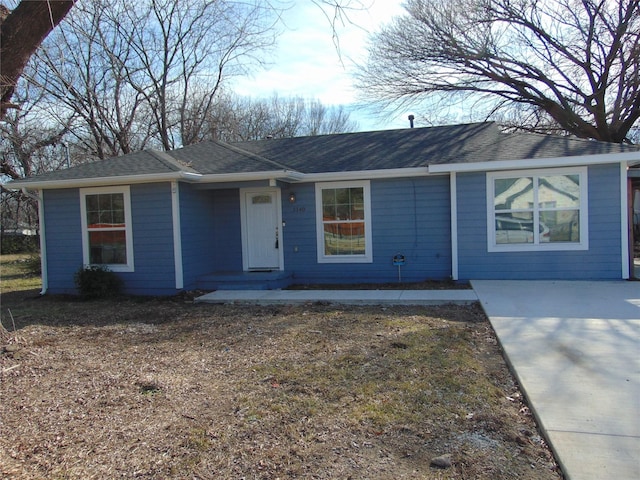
top-left (487, 168), bottom-right (588, 252)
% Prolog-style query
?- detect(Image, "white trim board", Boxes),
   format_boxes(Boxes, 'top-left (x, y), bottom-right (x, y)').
top-left (429, 151), bottom-right (640, 174)
top-left (171, 181), bottom-right (184, 289)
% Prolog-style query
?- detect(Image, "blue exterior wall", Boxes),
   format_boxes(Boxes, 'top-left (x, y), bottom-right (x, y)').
top-left (210, 189), bottom-right (243, 271)
top-left (43, 183), bottom-right (177, 296)
top-left (42, 189), bottom-right (83, 294)
top-left (456, 164), bottom-right (623, 280)
top-left (180, 185), bottom-right (242, 289)
top-left (41, 162), bottom-right (623, 296)
top-left (281, 176), bottom-right (452, 284)
top-left (180, 184), bottom-right (215, 289)
top-left (125, 183), bottom-right (176, 294)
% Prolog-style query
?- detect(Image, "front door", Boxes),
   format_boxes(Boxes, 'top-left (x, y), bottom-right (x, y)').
top-left (241, 188), bottom-right (282, 271)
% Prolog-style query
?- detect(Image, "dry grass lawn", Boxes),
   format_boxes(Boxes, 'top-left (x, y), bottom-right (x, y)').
top-left (0, 255), bottom-right (562, 479)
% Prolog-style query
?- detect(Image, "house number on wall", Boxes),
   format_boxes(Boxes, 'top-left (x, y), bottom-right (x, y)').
top-left (292, 206), bottom-right (306, 213)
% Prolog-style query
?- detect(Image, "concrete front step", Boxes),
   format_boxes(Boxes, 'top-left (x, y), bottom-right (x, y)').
top-left (196, 271), bottom-right (293, 290)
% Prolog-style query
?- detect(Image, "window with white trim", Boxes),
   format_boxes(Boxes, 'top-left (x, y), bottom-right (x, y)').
top-left (487, 167), bottom-right (588, 252)
top-left (80, 186), bottom-right (134, 271)
top-left (315, 180), bottom-right (372, 263)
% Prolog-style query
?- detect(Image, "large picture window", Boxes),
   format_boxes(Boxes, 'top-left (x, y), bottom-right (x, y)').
top-left (487, 168), bottom-right (588, 252)
top-left (80, 186), bottom-right (134, 271)
top-left (315, 180), bottom-right (372, 263)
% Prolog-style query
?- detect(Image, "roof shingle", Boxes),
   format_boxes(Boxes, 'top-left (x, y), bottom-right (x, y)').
top-left (8, 123), bottom-right (639, 187)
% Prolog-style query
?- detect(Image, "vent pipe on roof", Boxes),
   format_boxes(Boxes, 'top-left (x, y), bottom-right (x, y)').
top-left (408, 115), bottom-right (415, 128)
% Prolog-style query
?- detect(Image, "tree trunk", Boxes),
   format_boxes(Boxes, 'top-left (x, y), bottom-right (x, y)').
top-left (0, 0), bottom-right (75, 118)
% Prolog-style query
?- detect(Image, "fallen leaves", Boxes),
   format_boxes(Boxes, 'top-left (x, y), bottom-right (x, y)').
top-left (1, 300), bottom-right (560, 479)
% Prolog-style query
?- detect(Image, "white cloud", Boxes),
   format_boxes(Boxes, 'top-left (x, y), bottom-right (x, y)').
top-left (231, 0), bottom-right (408, 130)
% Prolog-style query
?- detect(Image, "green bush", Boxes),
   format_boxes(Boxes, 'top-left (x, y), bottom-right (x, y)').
top-left (74, 265), bottom-right (123, 299)
top-left (1, 236), bottom-right (39, 254)
top-left (24, 254), bottom-right (42, 276)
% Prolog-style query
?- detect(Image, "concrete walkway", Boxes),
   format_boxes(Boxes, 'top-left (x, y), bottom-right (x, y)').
top-left (195, 288), bottom-right (478, 305)
top-left (472, 280), bottom-right (640, 480)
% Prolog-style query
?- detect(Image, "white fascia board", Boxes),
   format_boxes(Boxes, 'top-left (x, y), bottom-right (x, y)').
top-left (299, 167), bottom-right (432, 183)
top-left (6, 171), bottom-right (202, 190)
top-left (620, 163), bottom-right (630, 279)
top-left (428, 151), bottom-right (640, 174)
top-left (198, 170), bottom-right (304, 183)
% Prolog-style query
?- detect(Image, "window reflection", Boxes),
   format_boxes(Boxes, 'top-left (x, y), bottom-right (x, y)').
top-left (321, 187), bottom-right (366, 256)
top-left (85, 192), bottom-right (128, 264)
top-left (493, 173), bottom-right (581, 246)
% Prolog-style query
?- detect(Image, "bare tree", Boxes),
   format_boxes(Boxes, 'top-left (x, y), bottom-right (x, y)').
top-left (121, 0), bottom-right (278, 151)
top-left (31, 0), bottom-right (151, 160)
top-left (0, 85), bottom-right (71, 181)
top-left (184, 93), bottom-right (358, 142)
top-left (0, 84), bottom-right (72, 241)
top-left (25, 0), bottom-right (278, 158)
top-left (0, 0), bottom-right (75, 119)
top-left (356, 0), bottom-right (640, 143)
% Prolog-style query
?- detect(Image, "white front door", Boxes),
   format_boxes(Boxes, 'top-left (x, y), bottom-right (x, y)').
top-left (241, 188), bottom-right (282, 271)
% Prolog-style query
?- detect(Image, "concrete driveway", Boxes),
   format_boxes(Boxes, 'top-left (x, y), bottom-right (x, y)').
top-left (472, 280), bottom-right (640, 480)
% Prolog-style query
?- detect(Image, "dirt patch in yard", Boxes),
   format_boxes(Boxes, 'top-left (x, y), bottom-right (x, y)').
top-left (1, 292), bottom-right (561, 479)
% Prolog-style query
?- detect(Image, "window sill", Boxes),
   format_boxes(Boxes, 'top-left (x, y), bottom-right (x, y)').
top-left (317, 255), bottom-right (372, 264)
top-left (488, 242), bottom-right (588, 253)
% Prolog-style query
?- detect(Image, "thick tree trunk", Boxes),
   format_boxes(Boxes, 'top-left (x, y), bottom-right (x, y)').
top-left (0, 1), bottom-right (75, 118)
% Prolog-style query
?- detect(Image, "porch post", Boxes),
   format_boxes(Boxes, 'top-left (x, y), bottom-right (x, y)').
top-left (171, 181), bottom-right (184, 289)
top-left (450, 172), bottom-right (459, 281)
top-left (621, 163), bottom-right (630, 279)
top-left (37, 189), bottom-right (48, 294)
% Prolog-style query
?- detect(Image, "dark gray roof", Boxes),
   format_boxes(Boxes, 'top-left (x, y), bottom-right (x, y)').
top-left (169, 141), bottom-right (293, 174)
top-left (234, 123), bottom-right (499, 173)
top-left (10, 149), bottom-right (188, 185)
top-left (234, 122), bottom-right (639, 172)
top-left (8, 123), bottom-right (639, 187)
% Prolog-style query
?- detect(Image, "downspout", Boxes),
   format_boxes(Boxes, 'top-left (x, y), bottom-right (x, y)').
top-left (22, 188), bottom-right (48, 294)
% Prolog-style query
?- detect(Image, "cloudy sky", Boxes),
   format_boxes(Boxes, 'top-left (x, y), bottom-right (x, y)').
top-left (231, 0), bottom-right (408, 131)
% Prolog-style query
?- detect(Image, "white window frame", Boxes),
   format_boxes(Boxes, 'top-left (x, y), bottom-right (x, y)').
top-left (80, 185), bottom-right (134, 272)
top-left (487, 167), bottom-right (589, 252)
top-left (315, 180), bottom-right (373, 263)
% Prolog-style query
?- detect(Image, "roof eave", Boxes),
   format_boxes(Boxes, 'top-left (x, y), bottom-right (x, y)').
top-left (6, 171), bottom-right (202, 190)
top-left (428, 151), bottom-right (640, 173)
top-left (198, 170), bottom-right (304, 183)
top-left (299, 167), bottom-right (432, 183)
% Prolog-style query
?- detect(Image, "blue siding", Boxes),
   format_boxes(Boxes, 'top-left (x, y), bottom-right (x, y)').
top-left (282, 177), bottom-right (452, 284)
top-left (41, 162), bottom-right (623, 296)
top-left (43, 189), bottom-right (83, 294)
top-left (457, 164), bottom-right (623, 280)
top-left (180, 186), bottom-right (242, 289)
top-left (180, 185), bottom-right (216, 288)
top-left (122, 183), bottom-right (176, 295)
top-left (211, 189), bottom-right (242, 271)
top-left (43, 183), bottom-right (177, 296)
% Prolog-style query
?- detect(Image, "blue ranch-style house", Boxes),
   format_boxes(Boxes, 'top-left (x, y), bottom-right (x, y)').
top-left (7, 122), bottom-right (640, 296)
